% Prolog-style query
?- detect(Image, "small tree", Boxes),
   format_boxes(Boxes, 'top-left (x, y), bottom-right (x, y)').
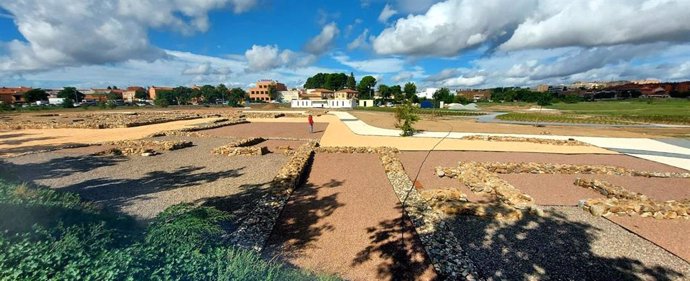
top-left (61, 98), bottom-right (74, 108)
top-left (57, 87), bottom-right (84, 102)
top-left (268, 85), bottom-right (280, 102)
top-left (23, 89), bottom-right (49, 103)
top-left (134, 90), bottom-right (148, 100)
top-left (403, 82), bottom-right (417, 100)
top-left (394, 100), bottom-right (420, 137)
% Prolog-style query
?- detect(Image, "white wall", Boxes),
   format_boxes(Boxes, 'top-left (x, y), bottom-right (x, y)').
top-left (291, 99), bottom-right (354, 108)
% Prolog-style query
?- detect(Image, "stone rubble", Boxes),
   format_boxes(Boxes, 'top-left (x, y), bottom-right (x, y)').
top-left (96, 139), bottom-right (193, 156)
top-left (574, 178), bottom-right (690, 220)
top-left (148, 119), bottom-right (248, 137)
top-left (212, 137), bottom-right (267, 156)
top-left (460, 135), bottom-right (590, 146)
top-left (436, 162), bottom-right (690, 179)
top-left (0, 112), bottom-right (203, 130)
top-left (229, 140), bottom-right (318, 251)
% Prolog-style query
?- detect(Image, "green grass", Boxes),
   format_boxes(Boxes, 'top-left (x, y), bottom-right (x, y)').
top-left (0, 179), bottom-right (338, 281)
top-left (355, 106), bottom-right (486, 116)
top-left (547, 99), bottom-right (690, 117)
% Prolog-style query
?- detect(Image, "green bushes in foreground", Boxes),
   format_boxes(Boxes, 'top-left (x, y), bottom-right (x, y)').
top-left (0, 179), bottom-right (336, 281)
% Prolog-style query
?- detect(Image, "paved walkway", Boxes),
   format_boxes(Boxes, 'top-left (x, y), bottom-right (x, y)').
top-left (328, 111), bottom-right (690, 170)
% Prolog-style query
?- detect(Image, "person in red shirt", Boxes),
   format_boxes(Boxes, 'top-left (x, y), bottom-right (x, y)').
top-left (308, 114), bottom-right (314, 133)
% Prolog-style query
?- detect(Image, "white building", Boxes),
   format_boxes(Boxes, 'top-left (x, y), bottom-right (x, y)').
top-left (278, 90), bottom-right (301, 102)
top-left (416, 88), bottom-right (438, 99)
top-left (291, 99), bottom-right (355, 109)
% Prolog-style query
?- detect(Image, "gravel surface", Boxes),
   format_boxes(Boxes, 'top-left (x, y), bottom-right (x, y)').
top-left (204, 122), bottom-right (328, 140)
top-left (1, 135), bottom-right (287, 222)
top-left (449, 206), bottom-right (690, 280)
top-left (264, 153), bottom-right (436, 281)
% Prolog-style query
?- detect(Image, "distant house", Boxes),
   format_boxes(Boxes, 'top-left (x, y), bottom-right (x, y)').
top-left (334, 89), bottom-right (358, 100)
top-left (0, 87), bottom-right (31, 104)
top-left (123, 86), bottom-right (146, 102)
top-left (278, 90), bottom-right (302, 102)
top-left (303, 88), bottom-right (334, 100)
top-left (640, 86), bottom-right (669, 98)
top-left (148, 86), bottom-right (174, 101)
top-left (248, 80), bottom-right (287, 102)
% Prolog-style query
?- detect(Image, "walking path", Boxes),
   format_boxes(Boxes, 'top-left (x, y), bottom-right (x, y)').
top-left (327, 111), bottom-right (690, 170)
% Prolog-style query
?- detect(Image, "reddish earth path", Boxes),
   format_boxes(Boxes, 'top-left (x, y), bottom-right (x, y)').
top-left (264, 153), bottom-right (436, 281)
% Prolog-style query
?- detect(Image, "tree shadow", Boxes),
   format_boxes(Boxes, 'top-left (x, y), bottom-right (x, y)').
top-left (0, 136), bottom-right (57, 146)
top-left (352, 207), bottom-right (438, 281)
top-left (0, 154), bottom-right (126, 181)
top-left (59, 166), bottom-right (244, 211)
top-left (0, 141), bottom-right (90, 157)
top-left (263, 179), bottom-right (346, 259)
top-left (448, 206), bottom-right (686, 280)
top-left (198, 181), bottom-right (273, 234)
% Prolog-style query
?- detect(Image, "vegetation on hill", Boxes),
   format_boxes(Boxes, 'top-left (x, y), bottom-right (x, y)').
top-left (0, 179), bottom-right (337, 280)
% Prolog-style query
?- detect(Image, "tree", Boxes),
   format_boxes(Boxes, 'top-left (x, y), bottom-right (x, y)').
top-left (347, 72), bottom-right (357, 89)
top-left (57, 87), bottom-right (84, 102)
top-left (106, 92), bottom-right (120, 101)
top-left (228, 88), bottom-right (246, 106)
top-left (403, 82), bottom-right (417, 100)
top-left (268, 85), bottom-right (280, 102)
top-left (134, 90), bottom-right (148, 100)
top-left (390, 85), bottom-right (403, 102)
top-left (454, 95), bottom-right (470, 105)
top-left (200, 85), bottom-right (217, 103)
top-left (394, 100), bottom-right (420, 137)
top-left (173, 86), bottom-right (192, 105)
top-left (216, 84), bottom-right (229, 104)
top-left (432, 88), bottom-right (453, 104)
top-left (537, 94), bottom-right (553, 107)
top-left (357, 76), bottom-right (377, 99)
top-left (23, 89), bottom-right (48, 103)
top-left (304, 73), bottom-right (348, 90)
top-left (61, 98), bottom-right (74, 108)
top-left (378, 84), bottom-right (391, 100)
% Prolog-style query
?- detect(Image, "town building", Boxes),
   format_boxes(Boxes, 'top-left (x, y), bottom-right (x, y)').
top-left (0, 87), bottom-right (31, 104)
top-left (248, 80), bottom-right (287, 102)
top-left (123, 86), bottom-right (146, 102)
top-left (278, 90), bottom-right (302, 102)
top-left (535, 84), bottom-right (550, 93)
top-left (334, 89), bottom-right (358, 100)
top-left (291, 99), bottom-right (355, 109)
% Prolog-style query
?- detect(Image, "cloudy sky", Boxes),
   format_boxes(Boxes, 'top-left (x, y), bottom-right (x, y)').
top-left (1, 0), bottom-right (690, 89)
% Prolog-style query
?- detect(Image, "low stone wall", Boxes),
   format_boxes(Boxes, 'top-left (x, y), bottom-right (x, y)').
top-left (96, 140), bottom-right (193, 156)
top-left (575, 178), bottom-right (690, 219)
top-left (460, 135), bottom-right (590, 146)
top-left (148, 119), bottom-right (249, 138)
top-left (213, 146), bottom-right (267, 156)
top-left (241, 112), bottom-right (285, 119)
top-left (315, 146), bottom-right (399, 154)
top-left (229, 140), bottom-right (319, 251)
top-left (437, 162), bottom-right (690, 178)
top-left (0, 112), bottom-right (203, 130)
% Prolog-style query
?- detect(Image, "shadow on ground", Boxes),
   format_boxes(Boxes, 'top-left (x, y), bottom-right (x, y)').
top-left (449, 205), bottom-right (685, 280)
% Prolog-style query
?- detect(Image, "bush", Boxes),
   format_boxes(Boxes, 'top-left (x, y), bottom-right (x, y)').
top-left (394, 100), bottom-right (420, 136)
top-left (155, 98), bottom-right (169, 108)
top-left (61, 99), bottom-right (74, 108)
top-left (0, 180), bottom-right (336, 280)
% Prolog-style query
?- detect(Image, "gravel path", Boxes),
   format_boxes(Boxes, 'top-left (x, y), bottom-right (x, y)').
top-left (264, 153), bottom-right (436, 281)
top-left (204, 122), bottom-right (328, 140)
top-left (449, 206), bottom-right (690, 280)
top-left (1, 136), bottom-right (287, 222)
top-left (607, 215), bottom-right (690, 262)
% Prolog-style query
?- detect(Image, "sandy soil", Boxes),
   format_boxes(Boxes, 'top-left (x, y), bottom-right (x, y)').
top-left (204, 122), bottom-right (328, 140)
top-left (264, 153), bottom-right (436, 281)
top-left (351, 111), bottom-right (690, 138)
top-left (607, 216), bottom-right (690, 262)
top-left (0, 118), bottom-right (221, 157)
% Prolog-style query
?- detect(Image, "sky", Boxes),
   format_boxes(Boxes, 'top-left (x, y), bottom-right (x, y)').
top-left (1, 0), bottom-right (690, 90)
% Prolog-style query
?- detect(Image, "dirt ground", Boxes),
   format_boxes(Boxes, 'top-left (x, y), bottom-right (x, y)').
top-left (351, 111), bottom-right (690, 138)
top-left (0, 135), bottom-right (288, 222)
top-left (203, 122), bottom-right (328, 140)
top-left (0, 118), bottom-right (221, 157)
top-left (264, 153), bottom-right (436, 281)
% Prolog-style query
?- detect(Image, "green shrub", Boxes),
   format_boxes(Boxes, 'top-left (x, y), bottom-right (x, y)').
top-left (61, 99), bottom-right (74, 108)
top-left (394, 101), bottom-right (420, 136)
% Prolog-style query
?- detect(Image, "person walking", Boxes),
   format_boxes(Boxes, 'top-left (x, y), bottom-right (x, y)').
top-left (308, 114), bottom-right (314, 133)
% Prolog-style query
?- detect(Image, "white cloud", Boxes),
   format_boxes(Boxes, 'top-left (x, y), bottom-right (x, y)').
top-left (373, 0), bottom-right (690, 56)
top-left (244, 45), bottom-right (316, 72)
top-left (347, 29), bottom-right (370, 50)
top-left (305, 22), bottom-right (340, 55)
top-left (378, 4), bottom-right (398, 23)
top-left (332, 53), bottom-right (404, 73)
top-left (441, 75), bottom-right (485, 87)
top-left (0, 0), bottom-right (257, 73)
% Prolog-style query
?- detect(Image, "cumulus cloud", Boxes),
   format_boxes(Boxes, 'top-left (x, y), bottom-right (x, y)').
top-left (305, 22), bottom-right (340, 55)
top-left (181, 62), bottom-right (232, 76)
top-left (378, 4), bottom-right (397, 23)
top-left (347, 29), bottom-right (370, 50)
top-left (372, 0), bottom-right (690, 56)
top-left (244, 45), bottom-right (316, 72)
top-left (332, 53), bottom-right (404, 73)
top-left (0, 0), bottom-right (257, 73)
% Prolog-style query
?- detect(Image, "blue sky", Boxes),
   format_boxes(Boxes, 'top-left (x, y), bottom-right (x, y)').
top-left (1, 0), bottom-right (690, 90)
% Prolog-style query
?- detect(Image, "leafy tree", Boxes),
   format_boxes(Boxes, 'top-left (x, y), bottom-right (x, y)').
top-left (357, 76), bottom-right (377, 99)
top-left (106, 92), bottom-right (120, 101)
top-left (57, 87), bottom-right (84, 102)
top-left (23, 88), bottom-right (48, 103)
top-left (134, 90), bottom-right (148, 100)
top-left (537, 94), bottom-right (553, 106)
top-left (200, 85), bottom-right (217, 103)
top-left (173, 87), bottom-right (192, 105)
top-left (228, 88), bottom-right (246, 106)
top-left (216, 84), bottom-right (229, 103)
top-left (155, 90), bottom-right (175, 106)
top-left (432, 88), bottom-right (453, 104)
top-left (303, 73), bottom-right (348, 90)
top-left (454, 94), bottom-right (470, 105)
top-left (378, 84), bottom-right (391, 100)
top-left (61, 98), bottom-right (74, 108)
top-left (268, 85), bottom-right (280, 102)
top-left (347, 72), bottom-right (357, 89)
top-left (390, 85), bottom-right (403, 101)
top-left (394, 100), bottom-right (420, 136)
top-left (403, 82), bottom-right (417, 100)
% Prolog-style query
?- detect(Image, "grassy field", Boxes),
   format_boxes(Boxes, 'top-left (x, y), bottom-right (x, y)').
top-left (0, 178), bottom-right (337, 280)
top-left (548, 99), bottom-right (690, 117)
